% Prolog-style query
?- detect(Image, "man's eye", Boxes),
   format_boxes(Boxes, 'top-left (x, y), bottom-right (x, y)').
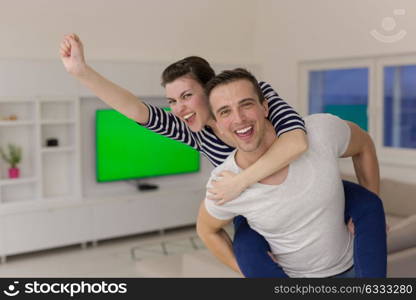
top-left (220, 110), bottom-right (230, 117)
top-left (168, 99), bottom-right (176, 105)
top-left (184, 93), bottom-right (192, 99)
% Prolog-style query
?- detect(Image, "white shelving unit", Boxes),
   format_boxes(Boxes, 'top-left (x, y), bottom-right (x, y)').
top-left (38, 97), bottom-right (81, 201)
top-left (0, 98), bottom-right (39, 204)
top-left (0, 96), bottom-right (83, 262)
top-left (0, 97), bottom-right (81, 204)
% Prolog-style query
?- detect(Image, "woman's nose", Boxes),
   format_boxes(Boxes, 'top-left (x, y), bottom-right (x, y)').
top-left (174, 101), bottom-right (186, 115)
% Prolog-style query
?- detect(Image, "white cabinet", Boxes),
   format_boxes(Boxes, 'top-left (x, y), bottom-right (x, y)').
top-left (90, 187), bottom-right (204, 241)
top-left (2, 204), bottom-right (93, 256)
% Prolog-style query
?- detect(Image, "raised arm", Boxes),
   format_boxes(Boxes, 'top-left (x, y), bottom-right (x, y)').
top-left (341, 122), bottom-right (380, 195)
top-left (196, 202), bottom-right (241, 274)
top-left (59, 33), bottom-right (149, 124)
top-left (209, 82), bottom-right (308, 204)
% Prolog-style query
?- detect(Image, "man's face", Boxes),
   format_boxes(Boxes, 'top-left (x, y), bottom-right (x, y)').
top-left (209, 79), bottom-right (269, 153)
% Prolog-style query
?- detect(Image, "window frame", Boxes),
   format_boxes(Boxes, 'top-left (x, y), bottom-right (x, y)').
top-left (375, 55), bottom-right (416, 166)
top-left (299, 55), bottom-right (416, 167)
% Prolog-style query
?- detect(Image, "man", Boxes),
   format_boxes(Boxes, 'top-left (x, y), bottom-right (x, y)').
top-left (196, 68), bottom-right (381, 277)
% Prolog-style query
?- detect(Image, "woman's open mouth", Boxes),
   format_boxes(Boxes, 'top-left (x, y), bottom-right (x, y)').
top-left (183, 112), bottom-right (196, 125)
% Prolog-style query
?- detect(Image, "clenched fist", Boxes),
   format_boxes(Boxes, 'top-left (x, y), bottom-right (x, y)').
top-left (59, 33), bottom-right (87, 76)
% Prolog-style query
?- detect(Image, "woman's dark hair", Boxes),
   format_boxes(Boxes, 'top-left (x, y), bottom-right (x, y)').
top-left (161, 56), bottom-right (215, 87)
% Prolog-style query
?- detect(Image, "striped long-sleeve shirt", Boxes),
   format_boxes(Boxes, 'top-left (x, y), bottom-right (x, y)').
top-left (141, 81), bottom-right (306, 167)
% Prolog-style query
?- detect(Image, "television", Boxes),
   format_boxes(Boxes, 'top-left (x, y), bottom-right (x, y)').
top-left (95, 109), bottom-right (200, 182)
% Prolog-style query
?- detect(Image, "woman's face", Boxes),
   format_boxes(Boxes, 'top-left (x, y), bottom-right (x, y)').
top-left (165, 76), bottom-right (212, 132)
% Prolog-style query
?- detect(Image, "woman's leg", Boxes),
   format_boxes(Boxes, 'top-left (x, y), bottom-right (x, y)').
top-left (232, 181), bottom-right (387, 278)
top-left (342, 180), bottom-right (387, 277)
top-left (232, 215), bottom-right (289, 278)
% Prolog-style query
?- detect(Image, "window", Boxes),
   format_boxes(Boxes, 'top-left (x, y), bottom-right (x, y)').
top-left (308, 68), bottom-right (369, 131)
top-left (301, 56), bottom-right (416, 167)
top-left (383, 65), bottom-right (416, 149)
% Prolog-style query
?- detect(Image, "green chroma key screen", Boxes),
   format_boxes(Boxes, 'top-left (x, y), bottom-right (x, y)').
top-left (96, 109), bottom-right (200, 182)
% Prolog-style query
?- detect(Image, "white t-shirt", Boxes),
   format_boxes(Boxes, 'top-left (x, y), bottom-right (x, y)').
top-left (204, 114), bottom-right (354, 278)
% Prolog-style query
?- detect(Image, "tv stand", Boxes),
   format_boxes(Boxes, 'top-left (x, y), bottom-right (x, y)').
top-left (137, 182), bottom-right (159, 191)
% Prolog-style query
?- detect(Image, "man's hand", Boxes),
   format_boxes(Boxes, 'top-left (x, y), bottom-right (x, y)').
top-left (207, 171), bottom-right (247, 205)
top-left (59, 33), bottom-right (87, 77)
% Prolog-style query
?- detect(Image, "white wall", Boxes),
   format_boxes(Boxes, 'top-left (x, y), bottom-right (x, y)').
top-left (254, 0), bottom-right (416, 182)
top-left (0, 0), bottom-right (257, 65)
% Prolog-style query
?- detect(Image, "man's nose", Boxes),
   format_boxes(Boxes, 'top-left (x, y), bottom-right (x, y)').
top-left (233, 110), bottom-right (246, 124)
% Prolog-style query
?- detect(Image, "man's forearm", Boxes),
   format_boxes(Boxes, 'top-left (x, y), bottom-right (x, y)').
top-left (352, 141), bottom-right (380, 195)
top-left (198, 229), bottom-right (241, 274)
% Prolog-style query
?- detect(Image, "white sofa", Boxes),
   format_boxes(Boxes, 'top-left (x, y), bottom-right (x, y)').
top-left (342, 175), bottom-right (416, 277)
top-left (380, 178), bottom-right (416, 277)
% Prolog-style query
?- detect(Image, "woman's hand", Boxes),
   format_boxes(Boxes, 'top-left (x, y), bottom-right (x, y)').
top-left (207, 171), bottom-right (248, 205)
top-left (267, 251), bottom-right (279, 264)
top-left (59, 33), bottom-right (87, 77)
top-left (347, 218), bottom-right (355, 234)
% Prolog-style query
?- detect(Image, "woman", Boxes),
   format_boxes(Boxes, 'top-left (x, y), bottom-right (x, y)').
top-left (59, 34), bottom-right (386, 277)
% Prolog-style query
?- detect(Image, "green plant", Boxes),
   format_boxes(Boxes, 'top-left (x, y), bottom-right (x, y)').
top-left (0, 144), bottom-right (22, 168)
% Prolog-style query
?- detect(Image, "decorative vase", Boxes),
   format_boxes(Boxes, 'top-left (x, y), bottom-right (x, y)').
top-left (8, 167), bottom-right (19, 179)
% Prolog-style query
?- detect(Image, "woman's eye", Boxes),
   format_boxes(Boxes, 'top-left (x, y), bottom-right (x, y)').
top-left (168, 99), bottom-right (176, 105)
top-left (184, 93), bottom-right (192, 99)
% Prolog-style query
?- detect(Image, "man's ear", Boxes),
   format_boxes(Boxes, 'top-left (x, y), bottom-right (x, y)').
top-left (214, 117), bottom-right (225, 135)
top-left (262, 99), bottom-right (269, 118)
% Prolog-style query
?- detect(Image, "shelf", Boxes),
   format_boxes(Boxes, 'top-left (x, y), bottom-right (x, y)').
top-left (0, 177), bottom-right (37, 187)
top-left (41, 120), bottom-right (76, 125)
top-left (41, 123), bottom-right (75, 148)
top-left (0, 100), bottom-right (35, 122)
top-left (40, 100), bottom-right (75, 121)
top-left (0, 121), bottom-right (35, 127)
top-left (41, 146), bottom-right (75, 153)
top-left (0, 98), bottom-right (33, 104)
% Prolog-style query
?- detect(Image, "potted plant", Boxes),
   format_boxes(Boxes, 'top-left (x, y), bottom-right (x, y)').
top-left (0, 144), bottom-right (22, 179)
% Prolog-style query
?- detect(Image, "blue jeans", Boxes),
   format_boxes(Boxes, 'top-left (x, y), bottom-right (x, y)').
top-left (232, 180), bottom-right (387, 278)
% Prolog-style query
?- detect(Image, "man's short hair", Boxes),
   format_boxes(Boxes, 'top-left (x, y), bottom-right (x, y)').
top-left (205, 68), bottom-right (265, 105)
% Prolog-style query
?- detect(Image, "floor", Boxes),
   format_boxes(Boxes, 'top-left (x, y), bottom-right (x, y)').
top-left (0, 225), bottom-right (241, 278)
